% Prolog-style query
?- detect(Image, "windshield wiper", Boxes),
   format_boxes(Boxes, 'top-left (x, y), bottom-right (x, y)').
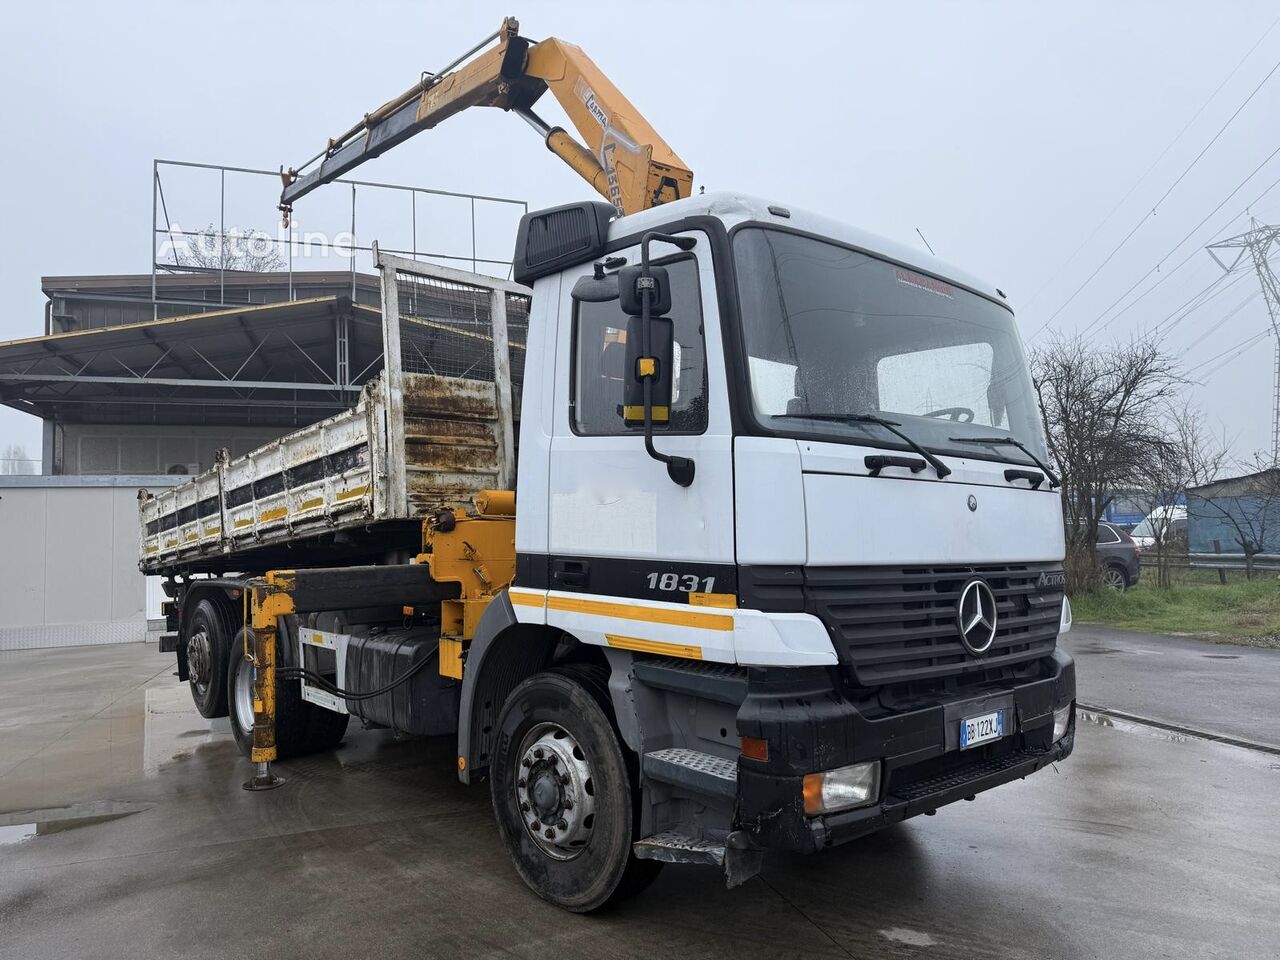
top-left (773, 412), bottom-right (951, 478)
top-left (949, 435), bottom-right (1060, 488)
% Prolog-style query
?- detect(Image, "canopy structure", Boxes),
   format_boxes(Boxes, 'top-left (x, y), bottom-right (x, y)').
top-left (4, 266), bottom-right (533, 430)
top-left (0, 295), bottom-right (384, 429)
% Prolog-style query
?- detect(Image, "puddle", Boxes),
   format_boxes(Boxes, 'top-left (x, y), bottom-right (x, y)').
top-left (0, 800), bottom-right (151, 845)
top-left (1202, 654), bottom-right (1240, 660)
top-left (1079, 708), bottom-right (1280, 759)
top-left (1080, 710), bottom-right (1194, 746)
top-left (1075, 646), bottom-right (1123, 656)
top-left (881, 927), bottom-right (938, 947)
top-left (144, 684), bottom-right (231, 775)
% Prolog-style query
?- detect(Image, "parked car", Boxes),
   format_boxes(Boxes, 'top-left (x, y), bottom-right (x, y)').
top-left (1095, 521), bottom-right (1142, 591)
top-left (1130, 505), bottom-right (1188, 550)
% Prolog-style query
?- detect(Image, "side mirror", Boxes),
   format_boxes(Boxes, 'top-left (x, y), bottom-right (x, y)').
top-left (570, 273), bottom-right (619, 304)
top-left (623, 314), bottom-right (674, 426)
top-left (619, 264), bottom-right (671, 316)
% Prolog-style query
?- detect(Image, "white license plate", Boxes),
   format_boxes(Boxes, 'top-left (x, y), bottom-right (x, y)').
top-left (960, 710), bottom-right (1004, 749)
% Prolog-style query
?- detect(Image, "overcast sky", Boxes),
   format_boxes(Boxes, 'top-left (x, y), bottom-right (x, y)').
top-left (1, 0), bottom-right (1278, 463)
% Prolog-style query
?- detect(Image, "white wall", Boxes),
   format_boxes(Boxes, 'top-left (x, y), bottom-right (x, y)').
top-left (58, 423), bottom-right (285, 475)
top-left (0, 478), bottom-right (177, 650)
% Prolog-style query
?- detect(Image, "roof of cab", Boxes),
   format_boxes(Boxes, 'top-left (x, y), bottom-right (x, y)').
top-left (608, 191), bottom-right (1009, 310)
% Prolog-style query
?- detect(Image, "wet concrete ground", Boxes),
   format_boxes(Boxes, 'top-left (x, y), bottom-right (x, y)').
top-left (2, 636), bottom-right (1278, 959)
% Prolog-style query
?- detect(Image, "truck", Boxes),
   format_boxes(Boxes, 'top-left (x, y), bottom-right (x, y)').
top-left (141, 17), bottom-right (1076, 912)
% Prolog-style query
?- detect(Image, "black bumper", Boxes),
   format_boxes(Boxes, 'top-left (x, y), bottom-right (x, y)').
top-left (735, 649), bottom-right (1076, 854)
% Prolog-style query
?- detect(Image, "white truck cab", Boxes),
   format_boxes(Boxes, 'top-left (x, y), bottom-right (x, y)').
top-left (468, 192), bottom-right (1075, 900)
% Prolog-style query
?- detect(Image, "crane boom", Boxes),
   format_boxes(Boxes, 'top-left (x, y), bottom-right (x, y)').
top-left (279, 17), bottom-right (693, 220)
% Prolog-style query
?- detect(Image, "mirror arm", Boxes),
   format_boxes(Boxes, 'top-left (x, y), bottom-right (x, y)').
top-left (639, 231), bottom-right (697, 487)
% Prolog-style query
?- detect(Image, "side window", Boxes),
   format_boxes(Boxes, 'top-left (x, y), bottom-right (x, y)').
top-left (571, 256), bottom-right (708, 435)
top-left (1096, 524), bottom-right (1121, 545)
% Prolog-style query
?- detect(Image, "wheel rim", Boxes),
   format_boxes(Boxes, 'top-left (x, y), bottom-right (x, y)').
top-left (1103, 569), bottom-right (1125, 590)
top-left (514, 722), bottom-right (596, 861)
top-left (187, 628), bottom-right (211, 692)
top-left (233, 656), bottom-right (255, 736)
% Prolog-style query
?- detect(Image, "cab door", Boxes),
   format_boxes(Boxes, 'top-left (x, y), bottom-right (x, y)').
top-left (544, 231), bottom-right (735, 605)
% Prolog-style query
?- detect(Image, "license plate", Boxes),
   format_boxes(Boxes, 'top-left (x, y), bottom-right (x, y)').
top-left (960, 710), bottom-right (1004, 749)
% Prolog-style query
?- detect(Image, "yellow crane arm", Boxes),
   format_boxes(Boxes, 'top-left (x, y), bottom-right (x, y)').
top-left (279, 17), bottom-right (693, 220)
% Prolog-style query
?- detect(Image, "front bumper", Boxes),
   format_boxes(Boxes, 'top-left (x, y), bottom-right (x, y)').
top-left (735, 649), bottom-right (1075, 854)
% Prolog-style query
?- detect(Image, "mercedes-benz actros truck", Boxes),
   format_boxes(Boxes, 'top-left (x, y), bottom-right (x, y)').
top-left (140, 17), bottom-right (1074, 913)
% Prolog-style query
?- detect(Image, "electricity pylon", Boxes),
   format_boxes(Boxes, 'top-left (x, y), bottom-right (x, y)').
top-left (1207, 218), bottom-right (1280, 463)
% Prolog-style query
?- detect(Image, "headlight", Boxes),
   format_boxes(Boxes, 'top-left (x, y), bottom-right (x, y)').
top-left (1053, 702), bottom-right (1074, 742)
top-left (802, 761), bottom-right (881, 815)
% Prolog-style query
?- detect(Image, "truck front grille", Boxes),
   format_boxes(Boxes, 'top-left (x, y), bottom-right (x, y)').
top-left (739, 562), bottom-right (1064, 689)
top-left (810, 563), bottom-right (1063, 687)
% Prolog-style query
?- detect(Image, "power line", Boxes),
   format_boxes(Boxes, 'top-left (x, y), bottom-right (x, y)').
top-left (1065, 143), bottom-right (1280, 341)
top-left (1153, 257), bottom-right (1269, 338)
top-left (1190, 327), bottom-right (1271, 377)
top-left (1031, 51), bottom-right (1280, 338)
top-left (1180, 287), bottom-right (1264, 354)
top-left (1100, 167), bottom-right (1280, 335)
top-left (1024, 13), bottom-right (1280, 309)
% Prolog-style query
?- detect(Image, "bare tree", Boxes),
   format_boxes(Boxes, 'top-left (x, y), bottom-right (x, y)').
top-left (0, 443), bottom-right (38, 475)
top-left (1190, 454), bottom-right (1280, 579)
top-left (1032, 336), bottom-right (1181, 594)
top-left (175, 223), bottom-right (284, 272)
top-left (1130, 404), bottom-right (1228, 587)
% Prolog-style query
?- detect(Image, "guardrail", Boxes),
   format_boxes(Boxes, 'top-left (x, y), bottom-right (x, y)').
top-left (1138, 548), bottom-right (1280, 575)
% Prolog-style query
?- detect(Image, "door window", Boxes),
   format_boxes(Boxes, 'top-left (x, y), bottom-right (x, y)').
top-left (571, 255), bottom-right (708, 435)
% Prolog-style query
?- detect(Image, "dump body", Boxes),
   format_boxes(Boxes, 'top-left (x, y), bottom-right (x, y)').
top-left (140, 257), bottom-right (529, 576)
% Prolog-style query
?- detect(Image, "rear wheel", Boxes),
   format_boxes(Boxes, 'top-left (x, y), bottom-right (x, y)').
top-left (228, 627), bottom-right (349, 760)
top-left (1101, 565), bottom-right (1128, 592)
top-left (186, 598), bottom-right (231, 718)
top-left (491, 666), bottom-right (660, 912)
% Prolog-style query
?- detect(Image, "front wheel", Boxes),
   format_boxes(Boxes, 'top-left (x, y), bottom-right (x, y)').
top-left (1101, 565), bottom-right (1128, 592)
top-left (490, 667), bottom-right (660, 912)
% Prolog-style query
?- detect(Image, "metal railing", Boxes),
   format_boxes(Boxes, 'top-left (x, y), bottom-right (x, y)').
top-left (151, 159), bottom-right (527, 319)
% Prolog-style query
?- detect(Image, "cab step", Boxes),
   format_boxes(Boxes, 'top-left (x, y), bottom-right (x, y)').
top-left (633, 829), bottom-right (763, 888)
top-left (633, 830), bottom-right (725, 866)
top-left (642, 747), bottom-right (738, 799)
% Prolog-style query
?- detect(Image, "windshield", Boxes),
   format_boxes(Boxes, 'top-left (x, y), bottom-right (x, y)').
top-left (733, 227), bottom-right (1045, 460)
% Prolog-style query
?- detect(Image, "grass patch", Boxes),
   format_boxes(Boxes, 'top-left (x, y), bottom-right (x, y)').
top-left (1070, 576), bottom-right (1280, 644)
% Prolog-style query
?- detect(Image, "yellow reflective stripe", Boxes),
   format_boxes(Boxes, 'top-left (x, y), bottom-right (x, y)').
top-left (298, 497), bottom-right (324, 511)
top-left (509, 590), bottom-right (545, 607)
top-left (606, 633), bottom-right (702, 660)
top-left (335, 485), bottom-right (369, 501)
top-left (259, 506), bottom-right (288, 522)
top-left (689, 592), bottom-right (737, 609)
top-left (547, 594), bottom-right (733, 631)
top-left (234, 518), bottom-right (254, 529)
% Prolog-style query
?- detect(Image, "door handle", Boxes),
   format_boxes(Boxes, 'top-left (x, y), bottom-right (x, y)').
top-left (551, 558), bottom-right (590, 589)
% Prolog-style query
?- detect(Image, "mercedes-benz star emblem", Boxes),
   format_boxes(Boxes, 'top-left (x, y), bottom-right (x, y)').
top-left (967, 494), bottom-right (978, 512)
top-left (957, 578), bottom-right (998, 654)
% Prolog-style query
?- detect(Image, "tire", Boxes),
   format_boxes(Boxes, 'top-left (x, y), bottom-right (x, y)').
top-left (228, 627), bottom-right (350, 760)
top-left (490, 664), bottom-right (661, 913)
top-left (186, 598), bottom-right (232, 718)
top-left (1102, 565), bottom-right (1128, 592)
